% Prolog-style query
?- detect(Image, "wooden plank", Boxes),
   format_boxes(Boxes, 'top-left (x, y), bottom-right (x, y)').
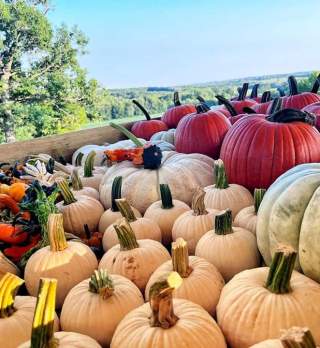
top-left (0, 121), bottom-right (137, 163)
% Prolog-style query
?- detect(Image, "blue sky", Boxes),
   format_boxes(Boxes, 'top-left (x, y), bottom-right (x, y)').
top-left (49, 0), bottom-right (320, 88)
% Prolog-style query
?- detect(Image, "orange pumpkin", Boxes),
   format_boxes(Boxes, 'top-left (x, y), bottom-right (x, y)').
top-left (8, 183), bottom-right (27, 202)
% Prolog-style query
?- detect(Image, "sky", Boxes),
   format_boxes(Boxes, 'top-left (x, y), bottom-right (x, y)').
top-left (49, 0), bottom-right (320, 89)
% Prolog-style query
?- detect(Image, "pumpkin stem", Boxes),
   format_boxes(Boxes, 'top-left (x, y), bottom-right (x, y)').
top-left (83, 224), bottom-right (91, 239)
top-left (149, 272), bottom-right (182, 329)
top-left (132, 99), bottom-right (151, 121)
top-left (172, 238), bottom-right (192, 278)
top-left (288, 76), bottom-right (299, 96)
top-left (89, 269), bottom-right (114, 299)
top-left (30, 278), bottom-right (58, 348)
top-left (261, 91), bottom-right (271, 103)
top-left (215, 95), bottom-right (237, 116)
top-left (197, 95), bottom-right (206, 103)
top-left (196, 103), bottom-right (210, 114)
top-left (266, 244), bottom-right (296, 294)
top-left (191, 188), bottom-right (208, 216)
top-left (214, 159), bottom-right (229, 189)
top-left (214, 209), bottom-right (233, 235)
top-left (114, 220), bottom-right (139, 250)
top-left (0, 273), bottom-right (24, 318)
top-left (71, 169), bottom-right (83, 191)
top-left (115, 198), bottom-right (137, 222)
top-left (281, 327), bottom-right (317, 348)
top-left (160, 184), bottom-right (174, 209)
top-left (48, 214), bottom-right (68, 252)
top-left (111, 176), bottom-right (122, 212)
top-left (83, 151), bottom-right (96, 178)
top-left (250, 84), bottom-right (259, 98)
top-left (57, 178), bottom-right (77, 205)
top-left (254, 188), bottom-right (266, 214)
top-left (269, 97), bottom-right (282, 114)
top-left (173, 91), bottom-right (181, 106)
top-left (238, 83), bottom-right (249, 101)
top-left (267, 109), bottom-right (316, 126)
top-left (243, 107), bottom-right (256, 114)
top-left (110, 122), bottom-right (144, 147)
top-left (278, 86), bottom-right (286, 97)
top-left (75, 152), bottom-right (84, 167)
top-left (310, 74), bottom-right (320, 94)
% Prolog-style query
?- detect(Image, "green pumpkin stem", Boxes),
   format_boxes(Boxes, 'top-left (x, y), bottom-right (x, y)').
top-left (115, 198), bottom-right (137, 222)
top-left (75, 152), bottom-right (84, 167)
top-left (111, 176), bottom-right (122, 212)
top-left (173, 91), bottom-right (181, 106)
top-left (0, 273), bottom-right (24, 318)
top-left (215, 95), bottom-right (238, 116)
top-left (250, 84), bottom-right (259, 98)
top-left (160, 184), bottom-right (174, 209)
top-left (281, 327), bottom-right (317, 348)
top-left (288, 76), bottom-right (299, 96)
top-left (238, 83), bottom-right (249, 101)
top-left (71, 169), bottom-right (83, 191)
top-left (114, 220), bottom-right (139, 250)
top-left (132, 99), bottom-right (151, 121)
top-left (191, 188), bottom-right (208, 216)
top-left (172, 238), bottom-right (192, 278)
top-left (214, 209), bottom-right (233, 235)
top-left (89, 269), bottom-right (114, 299)
top-left (266, 245), bottom-right (297, 294)
top-left (83, 151), bottom-right (96, 178)
top-left (57, 178), bottom-right (77, 205)
top-left (48, 214), bottom-right (68, 252)
top-left (214, 159), bottom-right (229, 189)
top-left (110, 122), bottom-right (144, 147)
top-left (254, 188), bottom-right (266, 214)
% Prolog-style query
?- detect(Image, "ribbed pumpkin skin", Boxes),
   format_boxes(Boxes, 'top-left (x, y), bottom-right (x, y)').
top-left (0, 296), bottom-right (59, 348)
top-left (250, 340), bottom-right (282, 348)
top-left (73, 187), bottom-right (99, 201)
top-left (217, 268), bottom-right (320, 348)
top-left (223, 99), bottom-right (257, 114)
top-left (145, 256), bottom-right (224, 315)
top-left (220, 115), bottom-right (320, 191)
top-left (303, 102), bottom-right (320, 130)
top-left (234, 206), bottom-right (257, 234)
top-left (253, 101), bottom-right (272, 114)
top-left (175, 111), bottom-right (231, 158)
top-left (150, 129), bottom-right (176, 144)
top-left (131, 120), bottom-right (168, 141)
top-left (111, 299), bottom-right (227, 348)
top-left (162, 104), bottom-right (196, 128)
top-left (60, 275), bottom-right (144, 347)
top-left (281, 92), bottom-right (320, 110)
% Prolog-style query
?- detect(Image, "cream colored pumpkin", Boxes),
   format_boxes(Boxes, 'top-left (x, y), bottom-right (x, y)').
top-left (0, 251), bottom-right (20, 280)
top-left (145, 238), bottom-right (224, 315)
top-left (99, 220), bottom-right (170, 291)
top-left (99, 151), bottom-right (214, 213)
top-left (250, 340), bottom-right (282, 348)
top-left (172, 188), bottom-right (220, 254)
top-left (25, 214), bottom-right (98, 308)
top-left (77, 151), bottom-right (104, 190)
top-left (71, 169), bottom-right (100, 201)
top-left (61, 270), bottom-right (144, 347)
top-left (144, 184), bottom-right (190, 246)
top-left (196, 209), bottom-right (260, 281)
top-left (150, 128), bottom-right (175, 144)
top-left (217, 245), bottom-right (320, 348)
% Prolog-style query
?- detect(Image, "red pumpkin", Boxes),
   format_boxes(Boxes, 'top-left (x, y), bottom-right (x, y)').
top-left (251, 91), bottom-right (272, 114)
top-left (197, 96), bottom-right (230, 117)
top-left (175, 103), bottom-right (231, 158)
top-left (131, 100), bottom-right (168, 140)
top-left (161, 92), bottom-right (196, 128)
top-left (281, 75), bottom-right (320, 109)
top-left (303, 102), bottom-right (320, 130)
top-left (220, 108), bottom-right (320, 191)
top-left (215, 96), bottom-right (253, 125)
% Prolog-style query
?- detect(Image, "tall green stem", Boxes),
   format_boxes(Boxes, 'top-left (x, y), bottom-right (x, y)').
top-left (114, 220), bottom-right (139, 250)
top-left (110, 122), bottom-right (144, 147)
top-left (0, 273), bottom-right (24, 318)
top-left (254, 188), bottom-right (266, 213)
top-left (172, 238), bottom-right (192, 278)
top-left (160, 184), bottom-right (174, 209)
top-left (48, 214), bottom-right (68, 252)
top-left (57, 178), bottom-right (77, 205)
top-left (71, 169), bottom-right (83, 191)
top-left (111, 176), bottom-right (122, 212)
top-left (115, 198), bottom-right (137, 222)
top-left (83, 151), bottom-right (96, 178)
top-left (89, 269), bottom-right (114, 299)
top-left (214, 159), bottom-right (229, 189)
top-left (214, 209), bottom-right (233, 235)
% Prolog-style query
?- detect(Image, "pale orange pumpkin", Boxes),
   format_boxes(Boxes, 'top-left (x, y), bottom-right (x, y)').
top-left (145, 238), bottom-right (224, 315)
top-left (111, 273), bottom-right (227, 348)
top-left (99, 220), bottom-right (170, 291)
top-left (195, 209), bottom-right (260, 281)
top-left (217, 245), bottom-right (320, 348)
top-left (71, 169), bottom-right (100, 201)
top-left (144, 184), bottom-right (190, 246)
top-left (172, 188), bottom-right (220, 254)
top-left (24, 214), bottom-right (98, 308)
top-left (79, 151), bottom-right (104, 190)
top-left (0, 251), bottom-right (20, 280)
top-left (60, 270), bottom-right (144, 347)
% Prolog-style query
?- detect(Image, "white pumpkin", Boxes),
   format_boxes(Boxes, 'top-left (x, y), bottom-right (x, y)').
top-left (150, 129), bottom-right (175, 144)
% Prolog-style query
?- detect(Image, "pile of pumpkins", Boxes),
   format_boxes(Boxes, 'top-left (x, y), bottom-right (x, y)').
top-left (1, 74), bottom-right (320, 347)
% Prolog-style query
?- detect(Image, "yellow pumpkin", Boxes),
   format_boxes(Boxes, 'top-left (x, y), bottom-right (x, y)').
top-left (0, 251), bottom-right (20, 280)
top-left (71, 169), bottom-right (100, 201)
top-left (61, 270), bottom-right (144, 347)
top-left (145, 238), bottom-right (224, 315)
top-left (195, 209), bottom-right (260, 281)
top-left (25, 214), bottom-right (98, 308)
top-left (172, 188), bottom-right (220, 254)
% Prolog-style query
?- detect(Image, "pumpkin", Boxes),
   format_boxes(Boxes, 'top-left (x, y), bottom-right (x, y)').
top-left (20, 278), bottom-right (101, 348)
top-left (256, 163), bottom-right (320, 281)
top-left (78, 151), bottom-right (104, 190)
top-left (0, 273), bottom-right (59, 348)
top-left (100, 150), bottom-right (214, 213)
top-left (102, 198), bottom-right (161, 250)
top-left (281, 75), bottom-right (320, 109)
top-left (196, 209), bottom-right (260, 281)
top-left (7, 182), bottom-right (27, 202)
top-left (161, 91), bottom-right (196, 128)
top-left (145, 238), bottom-right (224, 315)
top-left (150, 128), bottom-right (175, 144)
top-left (61, 270), bottom-right (144, 347)
top-left (131, 100), bottom-right (168, 140)
top-left (24, 213), bottom-right (98, 308)
top-left (71, 169), bottom-right (99, 200)
top-left (172, 188), bottom-right (220, 254)
top-left (252, 91), bottom-right (273, 114)
top-left (303, 101), bottom-right (320, 131)
top-left (204, 159), bottom-right (253, 216)
top-left (56, 179), bottom-right (104, 237)
top-left (234, 188), bottom-right (266, 235)
top-left (0, 251), bottom-right (20, 279)
top-left (220, 108), bottom-right (320, 191)
top-left (144, 184), bottom-right (190, 246)
top-left (217, 245), bottom-right (320, 348)
top-left (99, 219), bottom-right (170, 291)
top-left (98, 176), bottom-right (141, 233)
top-left (111, 273), bottom-right (227, 348)
top-left (0, 184), bottom-right (10, 195)
top-left (174, 103), bottom-right (231, 158)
